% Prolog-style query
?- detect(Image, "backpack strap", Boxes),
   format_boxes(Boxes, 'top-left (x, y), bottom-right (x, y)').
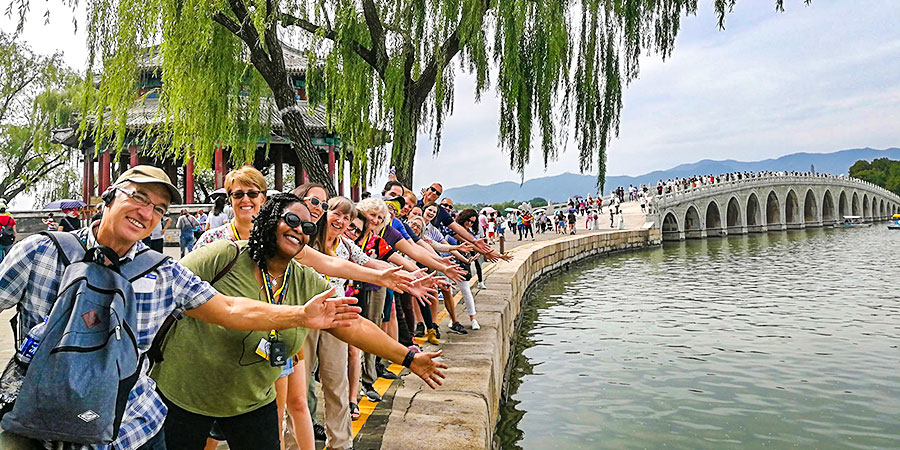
top-left (147, 240), bottom-right (241, 368)
top-left (40, 231), bottom-right (86, 267)
top-left (121, 247), bottom-right (169, 282)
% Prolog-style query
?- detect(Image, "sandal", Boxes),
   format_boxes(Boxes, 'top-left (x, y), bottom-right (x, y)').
top-left (349, 402), bottom-right (361, 421)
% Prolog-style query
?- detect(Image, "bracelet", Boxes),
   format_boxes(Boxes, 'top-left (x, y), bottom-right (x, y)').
top-left (401, 350), bottom-right (415, 368)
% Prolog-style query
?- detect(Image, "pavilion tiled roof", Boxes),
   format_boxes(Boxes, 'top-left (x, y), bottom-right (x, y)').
top-left (122, 95), bottom-right (330, 131)
top-left (138, 43), bottom-right (309, 75)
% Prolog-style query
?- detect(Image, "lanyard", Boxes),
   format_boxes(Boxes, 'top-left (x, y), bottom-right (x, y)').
top-left (262, 266), bottom-right (291, 306)
top-left (262, 265), bottom-right (291, 340)
top-left (230, 220), bottom-right (241, 241)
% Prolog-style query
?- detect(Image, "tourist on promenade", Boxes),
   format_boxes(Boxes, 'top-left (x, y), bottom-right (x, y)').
top-left (57, 209), bottom-right (81, 232)
top-left (0, 201), bottom-right (16, 263)
top-left (151, 193), bottom-right (447, 450)
top-left (522, 211), bottom-right (534, 240)
top-left (207, 196), bottom-right (229, 230)
top-left (0, 166), bottom-right (362, 450)
top-left (567, 210), bottom-right (577, 234)
top-left (144, 212), bottom-right (171, 252)
top-left (195, 166), bottom-right (267, 250)
top-left (176, 208), bottom-right (201, 256)
top-left (41, 212), bottom-right (56, 231)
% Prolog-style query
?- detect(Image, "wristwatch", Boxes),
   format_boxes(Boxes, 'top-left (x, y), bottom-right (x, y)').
top-left (401, 350), bottom-right (415, 368)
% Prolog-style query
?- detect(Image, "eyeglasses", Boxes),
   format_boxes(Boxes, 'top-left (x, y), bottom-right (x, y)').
top-left (347, 223), bottom-right (362, 236)
top-left (116, 188), bottom-right (168, 217)
top-left (229, 190), bottom-right (262, 199)
top-left (304, 196), bottom-right (328, 210)
top-left (428, 186), bottom-right (442, 196)
top-left (282, 212), bottom-right (318, 236)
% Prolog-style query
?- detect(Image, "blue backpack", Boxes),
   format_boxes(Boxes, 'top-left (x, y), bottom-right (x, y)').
top-left (1, 231), bottom-right (167, 444)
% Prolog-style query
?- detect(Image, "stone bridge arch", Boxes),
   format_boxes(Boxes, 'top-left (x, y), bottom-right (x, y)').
top-left (863, 194), bottom-right (871, 219)
top-left (746, 192), bottom-right (762, 232)
top-left (662, 211), bottom-right (681, 241)
top-left (785, 189), bottom-right (801, 228)
top-left (839, 191), bottom-right (848, 218)
top-left (852, 192), bottom-right (860, 216)
top-left (726, 196), bottom-right (743, 233)
top-left (766, 191), bottom-right (782, 230)
top-left (706, 200), bottom-right (724, 236)
top-left (803, 189), bottom-right (819, 225)
top-left (822, 190), bottom-right (836, 224)
top-left (685, 205), bottom-right (702, 239)
top-left (880, 199), bottom-right (886, 218)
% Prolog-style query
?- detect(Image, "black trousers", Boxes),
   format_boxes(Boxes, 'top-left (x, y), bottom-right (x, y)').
top-left (161, 391), bottom-right (280, 450)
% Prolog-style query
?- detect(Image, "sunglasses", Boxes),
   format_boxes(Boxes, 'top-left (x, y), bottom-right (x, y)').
top-left (304, 196), bottom-right (328, 210)
top-left (229, 190), bottom-right (262, 199)
top-left (282, 212), bottom-right (318, 236)
top-left (347, 223), bottom-right (362, 236)
top-left (428, 186), bottom-right (442, 196)
top-left (440, 203), bottom-right (453, 209)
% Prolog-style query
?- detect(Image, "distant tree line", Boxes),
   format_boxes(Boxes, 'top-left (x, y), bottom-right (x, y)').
top-left (849, 158), bottom-right (900, 196)
top-left (454, 197), bottom-right (548, 213)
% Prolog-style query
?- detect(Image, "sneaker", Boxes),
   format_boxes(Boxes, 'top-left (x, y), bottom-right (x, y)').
top-left (425, 328), bottom-right (440, 345)
top-left (313, 423), bottom-right (327, 441)
top-left (477, 281), bottom-right (487, 289)
top-left (377, 363), bottom-right (399, 380)
top-left (471, 319), bottom-right (480, 330)
top-left (362, 382), bottom-right (381, 402)
top-left (448, 322), bottom-right (468, 335)
top-left (431, 323), bottom-right (441, 339)
top-left (414, 322), bottom-right (426, 338)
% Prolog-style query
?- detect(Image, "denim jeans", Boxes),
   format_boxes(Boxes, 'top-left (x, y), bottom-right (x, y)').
top-left (179, 233), bottom-right (195, 257)
top-left (0, 244), bottom-right (11, 264)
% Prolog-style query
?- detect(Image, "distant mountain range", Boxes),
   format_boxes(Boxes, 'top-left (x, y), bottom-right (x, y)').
top-left (443, 147), bottom-right (900, 204)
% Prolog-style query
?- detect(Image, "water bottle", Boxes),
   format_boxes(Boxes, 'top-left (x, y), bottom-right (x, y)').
top-left (16, 316), bottom-right (49, 366)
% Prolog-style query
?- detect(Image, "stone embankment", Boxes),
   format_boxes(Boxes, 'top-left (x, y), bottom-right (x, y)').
top-left (381, 228), bottom-right (662, 449)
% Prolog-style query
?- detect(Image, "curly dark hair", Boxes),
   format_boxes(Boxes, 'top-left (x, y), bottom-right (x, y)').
top-left (248, 193), bottom-right (306, 273)
top-left (455, 208), bottom-right (478, 228)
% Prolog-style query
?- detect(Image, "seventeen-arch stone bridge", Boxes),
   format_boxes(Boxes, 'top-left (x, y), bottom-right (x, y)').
top-left (652, 175), bottom-right (900, 240)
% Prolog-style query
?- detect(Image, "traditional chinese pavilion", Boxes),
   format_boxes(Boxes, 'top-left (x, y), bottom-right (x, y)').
top-left (53, 44), bottom-right (368, 205)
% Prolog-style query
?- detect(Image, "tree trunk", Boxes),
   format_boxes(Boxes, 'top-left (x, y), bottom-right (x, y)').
top-left (390, 96), bottom-right (421, 188)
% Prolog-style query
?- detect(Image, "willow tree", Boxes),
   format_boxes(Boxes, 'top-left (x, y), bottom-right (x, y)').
top-left (14, 0), bottom-right (805, 190)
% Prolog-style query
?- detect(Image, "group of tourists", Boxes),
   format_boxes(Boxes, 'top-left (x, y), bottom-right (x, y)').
top-left (0, 163), bottom-right (519, 450)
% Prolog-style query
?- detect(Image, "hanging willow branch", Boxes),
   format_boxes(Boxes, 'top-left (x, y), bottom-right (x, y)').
top-left (20, 0), bottom-right (808, 191)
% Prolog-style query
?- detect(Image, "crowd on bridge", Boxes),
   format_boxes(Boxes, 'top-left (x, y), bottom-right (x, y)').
top-left (0, 163), bottom-right (526, 450)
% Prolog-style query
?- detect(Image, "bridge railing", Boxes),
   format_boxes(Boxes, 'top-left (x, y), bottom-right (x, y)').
top-left (652, 175), bottom-right (899, 211)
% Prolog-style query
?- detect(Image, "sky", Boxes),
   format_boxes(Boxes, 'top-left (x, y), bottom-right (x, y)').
top-left (3, 0), bottom-right (899, 199)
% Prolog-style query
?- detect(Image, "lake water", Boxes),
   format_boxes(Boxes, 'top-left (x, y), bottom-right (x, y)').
top-left (496, 226), bottom-right (900, 449)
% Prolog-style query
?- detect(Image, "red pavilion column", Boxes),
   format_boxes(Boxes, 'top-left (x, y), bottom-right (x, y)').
top-left (99, 149), bottom-right (111, 193)
top-left (129, 145), bottom-right (139, 167)
top-left (327, 146), bottom-right (336, 190)
top-left (185, 157), bottom-right (195, 204)
top-left (214, 146), bottom-right (225, 189)
top-left (83, 149), bottom-right (93, 204)
top-left (273, 147), bottom-right (284, 192)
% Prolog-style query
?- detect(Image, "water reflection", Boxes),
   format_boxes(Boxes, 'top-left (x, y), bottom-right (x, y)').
top-left (497, 226), bottom-right (900, 449)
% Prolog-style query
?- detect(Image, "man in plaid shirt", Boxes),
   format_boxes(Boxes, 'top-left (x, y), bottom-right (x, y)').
top-left (0, 166), bottom-right (360, 450)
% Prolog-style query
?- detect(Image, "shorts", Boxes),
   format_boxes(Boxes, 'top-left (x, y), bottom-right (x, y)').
top-left (278, 355), bottom-right (294, 378)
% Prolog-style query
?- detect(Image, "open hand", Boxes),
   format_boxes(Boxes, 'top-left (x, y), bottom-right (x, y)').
top-left (409, 350), bottom-right (448, 388)
top-left (379, 266), bottom-right (417, 293)
top-left (302, 287), bottom-right (361, 329)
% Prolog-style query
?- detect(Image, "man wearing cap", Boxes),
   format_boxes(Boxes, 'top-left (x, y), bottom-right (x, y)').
top-left (0, 200), bottom-right (16, 263)
top-left (0, 165), bottom-right (361, 450)
top-left (416, 182), bottom-right (503, 261)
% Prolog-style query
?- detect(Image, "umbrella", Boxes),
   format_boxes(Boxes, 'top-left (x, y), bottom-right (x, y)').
top-left (210, 188), bottom-right (227, 198)
top-left (568, 208), bottom-right (578, 213)
top-left (44, 199), bottom-right (86, 210)
top-left (480, 206), bottom-right (497, 214)
top-left (504, 207), bottom-right (518, 212)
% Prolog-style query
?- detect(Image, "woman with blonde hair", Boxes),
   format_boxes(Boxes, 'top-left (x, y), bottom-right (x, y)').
top-left (196, 165), bottom-right (268, 249)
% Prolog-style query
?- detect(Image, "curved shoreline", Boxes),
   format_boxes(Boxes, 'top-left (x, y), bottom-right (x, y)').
top-left (379, 228), bottom-right (662, 449)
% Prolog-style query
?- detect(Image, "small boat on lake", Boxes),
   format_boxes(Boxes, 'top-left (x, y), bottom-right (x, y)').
top-left (888, 214), bottom-right (900, 230)
top-left (839, 216), bottom-right (872, 227)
